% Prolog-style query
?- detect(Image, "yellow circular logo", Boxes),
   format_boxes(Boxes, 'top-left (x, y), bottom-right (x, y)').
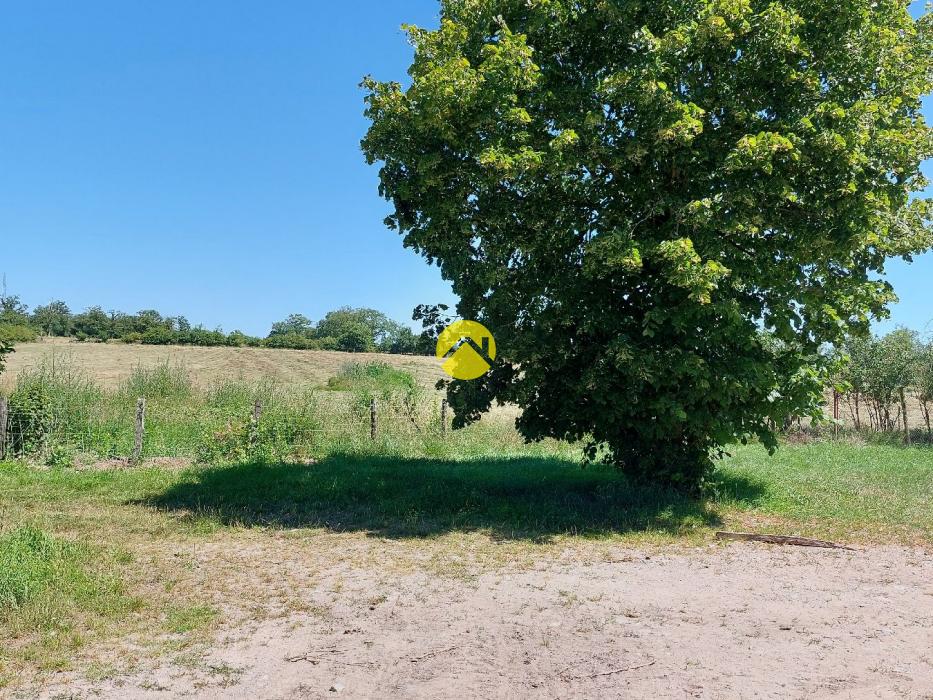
top-left (436, 320), bottom-right (496, 380)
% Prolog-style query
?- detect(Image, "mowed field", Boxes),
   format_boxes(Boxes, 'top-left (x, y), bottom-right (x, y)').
top-left (1, 338), bottom-right (446, 392)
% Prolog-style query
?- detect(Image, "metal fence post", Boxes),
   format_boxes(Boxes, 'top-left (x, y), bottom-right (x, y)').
top-left (440, 398), bottom-right (447, 437)
top-left (370, 398), bottom-right (377, 441)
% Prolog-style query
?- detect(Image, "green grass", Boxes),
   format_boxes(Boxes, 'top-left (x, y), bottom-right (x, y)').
top-left (0, 525), bottom-right (140, 685)
top-left (165, 604), bottom-right (218, 635)
top-left (2, 441), bottom-right (930, 544)
top-left (715, 441), bottom-right (933, 542)
top-left (325, 360), bottom-right (418, 392)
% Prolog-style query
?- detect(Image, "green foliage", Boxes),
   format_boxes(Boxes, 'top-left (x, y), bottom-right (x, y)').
top-left (32, 301), bottom-right (71, 337)
top-left (269, 313), bottom-right (314, 337)
top-left (328, 362), bottom-right (427, 431)
top-left (6, 356), bottom-right (104, 458)
top-left (841, 328), bottom-right (922, 431)
top-left (8, 381), bottom-right (53, 457)
top-left (0, 286), bottom-right (424, 355)
top-left (916, 342), bottom-right (933, 434)
top-left (266, 307), bottom-right (429, 354)
top-left (0, 324), bottom-right (39, 344)
top-left (362, 0), bottom-right (933, 489)
top-left (0, 338), bottom-right (12, 378)
top-left (119, 362), bottom-right (193, 401)
top-left (327, 361), bottom-right (417, 393)
top-left (195, 383), bottom-right (321, 464)
top-left (0, 294), bottom-right (30, 327)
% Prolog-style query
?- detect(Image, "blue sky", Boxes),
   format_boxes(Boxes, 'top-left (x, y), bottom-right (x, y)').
top-left (0, 1), bottom-right (929, 337)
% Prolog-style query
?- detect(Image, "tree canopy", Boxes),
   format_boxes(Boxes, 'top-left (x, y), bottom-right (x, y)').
top-left (363, 0), bottom-right (933, 488)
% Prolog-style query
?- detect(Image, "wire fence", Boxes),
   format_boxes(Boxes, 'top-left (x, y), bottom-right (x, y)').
top-left (1, 387), bottom-right (929, 466)
top-left (0, 391), bottom-right (465, 465)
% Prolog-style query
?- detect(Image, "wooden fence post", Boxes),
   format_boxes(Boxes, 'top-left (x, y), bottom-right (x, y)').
top-left (249, 400), bottom-right (262, 448)
top-left (440, 399), bottom-right (447, 437)
top-left (0, 397), bottom-right (8, 461)
top-left (132, 397), bottom-right (146, 464)
top-left (370, 398), bottom-right (377, 441)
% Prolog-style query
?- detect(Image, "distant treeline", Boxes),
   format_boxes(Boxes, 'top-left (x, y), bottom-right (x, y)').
top-left (0, 294), bottom-right (433, 355)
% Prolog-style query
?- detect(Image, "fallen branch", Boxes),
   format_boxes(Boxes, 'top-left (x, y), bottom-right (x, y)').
top-left (561, 660), bottom-right (656, 681)
top-left (286, 653), bottom-right (371, 667)
top-left (410, 645), bottom-right (460, 663)
top-left (286, 646), bottom-right (371, 667)
top-left (715, 531), bottom-right (856, 551)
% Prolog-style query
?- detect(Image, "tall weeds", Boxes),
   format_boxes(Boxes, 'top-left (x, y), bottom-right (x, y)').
top-left (0, 358), bottom-right (558, 465)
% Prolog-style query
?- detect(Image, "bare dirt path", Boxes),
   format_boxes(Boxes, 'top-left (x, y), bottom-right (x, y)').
top-left (21, 543), bottom-right (933, 699)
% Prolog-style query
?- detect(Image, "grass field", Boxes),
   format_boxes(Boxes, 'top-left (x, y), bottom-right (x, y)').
top-left (1, 340), bottom-right (932, 692)
top-left (1, 338), bottom-right (446, 392)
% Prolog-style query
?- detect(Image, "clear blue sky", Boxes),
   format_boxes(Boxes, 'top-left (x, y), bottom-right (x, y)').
top-left (0, 1), bottom-right (930, 337)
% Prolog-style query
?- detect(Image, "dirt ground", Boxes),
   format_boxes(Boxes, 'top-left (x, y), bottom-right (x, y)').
top-left (19, 542), bottom-right (933, 700)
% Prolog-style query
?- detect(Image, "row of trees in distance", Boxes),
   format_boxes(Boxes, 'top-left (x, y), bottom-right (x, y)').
top-left (0, 293), bottom-right (432, 355)
top-left (839, 328), bottom-right (933, 435)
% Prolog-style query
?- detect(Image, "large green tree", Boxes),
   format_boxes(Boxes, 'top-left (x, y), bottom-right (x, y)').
top-left (363, 0), bottom-right (933, 488)
top-left (32, 300), bottom-right (71, 337)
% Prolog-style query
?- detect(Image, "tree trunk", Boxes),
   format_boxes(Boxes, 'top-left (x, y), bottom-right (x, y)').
top-left (899, 389), bottom-right (910, 445)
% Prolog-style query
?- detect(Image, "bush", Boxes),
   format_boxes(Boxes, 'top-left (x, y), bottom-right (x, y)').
top-left (7, 355), bottom-right (104, 459)
top-left (263, 332), bottom-right (314, 350)
top-left (141, 327), bottom-right (174, 345)
top-left (119, 361), bottom-right (193, 400)
top-left (0, 324), bottom-right (39, 344)
top-left (8, 380), bottom-right (53, 456)
top-left (196, 384), bottom-right (321, 463)
top-left (915, 341), bottom-right (933, 435)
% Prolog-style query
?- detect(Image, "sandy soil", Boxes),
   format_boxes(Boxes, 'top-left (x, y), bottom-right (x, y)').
top-left (21, 543), bottom-right (933, 700)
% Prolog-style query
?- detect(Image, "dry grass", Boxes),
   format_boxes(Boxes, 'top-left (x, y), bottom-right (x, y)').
top-left (1, 338), bottom-right (446, 392)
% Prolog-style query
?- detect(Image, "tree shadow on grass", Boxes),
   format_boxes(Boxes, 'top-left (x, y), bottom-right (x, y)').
top-left (136, 454), bottom-right (765, 542)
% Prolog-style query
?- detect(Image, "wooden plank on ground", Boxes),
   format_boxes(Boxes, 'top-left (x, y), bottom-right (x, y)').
top-left (715, 531), bottom-right (856, 551)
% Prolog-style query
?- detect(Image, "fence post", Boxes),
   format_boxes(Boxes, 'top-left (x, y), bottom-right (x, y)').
top-left (249, 399), bottom-right (263, 448)
top-left (440, 398), bottom-right (447, 437)
top-left (0, 397), bottom-right (8, 461)
top-left (132, 397), bottom-right (146, 464)
top-left (370, 398), bottom-right (377, 441)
